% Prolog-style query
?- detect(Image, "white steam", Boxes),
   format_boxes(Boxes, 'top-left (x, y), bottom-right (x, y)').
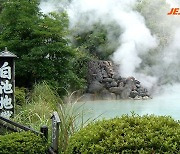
top-left (67, 0), bottom-right (159, 71)
top-left (39, 0), bottom-right (180, 91)
top-left (166, 0), bottom-right (180, 7)
top-left (39, 0), bottom-right (69, 14)
top-left (39, 0), bottom-right (59, 14)
top-left (163, 28), bottom-right (180, 65)
top-left (111, 9), bottom-right (158, 79)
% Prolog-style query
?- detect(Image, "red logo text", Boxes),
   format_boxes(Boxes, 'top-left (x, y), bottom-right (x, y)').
top-left (167, 8), bottom-right (180, 15)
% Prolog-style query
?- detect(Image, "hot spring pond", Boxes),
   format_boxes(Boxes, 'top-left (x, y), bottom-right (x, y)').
top-left (75, 87), bottom-right (180, 121)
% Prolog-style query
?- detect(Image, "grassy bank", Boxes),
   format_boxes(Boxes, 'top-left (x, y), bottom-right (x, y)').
top-left (13, 82), bottom-right (86, 153)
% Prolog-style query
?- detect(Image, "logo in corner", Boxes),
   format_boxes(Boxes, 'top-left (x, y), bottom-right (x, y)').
top-left (167, 8), bottom-right (180, 15)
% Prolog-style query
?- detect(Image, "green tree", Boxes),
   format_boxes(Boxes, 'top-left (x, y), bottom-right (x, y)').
top-left (0, 0), bottom-right (86, 94)
top-left (0, 0), bottom-right (40, 86)
top-left (72, 23), bottom-right (120, 60)
top-left (0, 0), bottom-right (5, 12)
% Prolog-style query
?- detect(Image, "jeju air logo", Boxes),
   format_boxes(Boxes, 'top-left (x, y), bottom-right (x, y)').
top-left (167, 8), bottom-right (180, 15)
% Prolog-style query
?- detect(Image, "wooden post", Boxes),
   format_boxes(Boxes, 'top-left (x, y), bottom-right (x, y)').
top-left (51, 111), bottom-right (60, 153)
top-left (40, 125), bottom-right (48, 141)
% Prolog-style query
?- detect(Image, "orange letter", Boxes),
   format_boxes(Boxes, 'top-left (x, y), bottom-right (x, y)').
top-left (167, 8), bottom-right (174, 15)
top-left (173, 8), bottom-right (179, 15)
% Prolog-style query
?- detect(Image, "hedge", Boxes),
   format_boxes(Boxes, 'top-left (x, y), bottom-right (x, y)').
top-left (0, 131), bottom-right (47, 154)
top-left (67, 115), bottom-right (180, 153)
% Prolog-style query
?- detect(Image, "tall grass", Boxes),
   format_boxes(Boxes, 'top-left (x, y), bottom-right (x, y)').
top-left (13, 81), bottom-right (88, 153)
top-left (13, 82), bottom-right (58, 130)
top-left (57, 91), bottom-right (90, 153)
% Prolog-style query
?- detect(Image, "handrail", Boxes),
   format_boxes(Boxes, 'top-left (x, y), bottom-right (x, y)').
top-left (0, 116), bottom-right (42, 135)
top-left (0, 121), bottom-right (18, 132)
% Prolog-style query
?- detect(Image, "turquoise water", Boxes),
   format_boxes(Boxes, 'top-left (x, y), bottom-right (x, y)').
top-left (76, 85), bottom-right (180, 121)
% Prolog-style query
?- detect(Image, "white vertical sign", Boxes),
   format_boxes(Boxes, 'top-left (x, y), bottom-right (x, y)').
top-left (0, 62), bottom-right (13, 118)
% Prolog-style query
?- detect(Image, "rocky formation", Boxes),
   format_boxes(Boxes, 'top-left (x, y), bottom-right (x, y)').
top-left (84, 60), bottom-right (150, 100)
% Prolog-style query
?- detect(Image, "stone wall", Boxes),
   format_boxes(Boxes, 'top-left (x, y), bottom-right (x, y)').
top-left (83, 60), bottom-right (150, 100)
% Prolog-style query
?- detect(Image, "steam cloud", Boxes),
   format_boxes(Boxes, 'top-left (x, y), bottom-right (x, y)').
top-left (39, 0), bottom-right (180, 92)
top-left (166, 0), bottom-right (180, 7)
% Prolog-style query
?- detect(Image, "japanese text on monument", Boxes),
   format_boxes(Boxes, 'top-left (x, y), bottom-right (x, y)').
top-left (0, 62), bottom-right (13, 118)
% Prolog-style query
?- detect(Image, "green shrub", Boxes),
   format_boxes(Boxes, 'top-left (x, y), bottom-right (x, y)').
top-left (0, 131), bottom-right (47, 154)
top-left (0, 126), bottom-right (12, 135)
top-left (15, 87), bottom-right (27, 106)
top-left (67, 115), bottom-right (180, 153)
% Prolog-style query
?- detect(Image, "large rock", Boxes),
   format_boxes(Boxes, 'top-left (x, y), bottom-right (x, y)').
top-left (121, 87), bottom-right (132, 99)
top-left (102, 78), bottom-right (114, 82)
top-left (110, 81), bottom-right (118, 87)
top-left (129, 90), bottom-right (139, 98)
top-left (86, 60), bottom-right (150, 100)
top-left (88, 80), bottom-right (104, 93)
top-left (109, 87), bottom-right (124, 94)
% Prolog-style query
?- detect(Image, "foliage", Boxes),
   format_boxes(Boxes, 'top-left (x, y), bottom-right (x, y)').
top-left (0, 127), bottom-right (12, 135)
top-left (0, 0), bottom-right (5, 14)
top-left (13, 82), bottom-right (88, 153)
top-left (57, 89), bottom-right (93, 153)
top-left (0, 0), bottom-right (41, 87)
top-left (15, 87), bottom-right (27, 106)
top-left (72, 23), bottom-right (120, 60)
top-left (0, 131), bottom-right (47, 154)
top-left (13, 82), bottom-right (58, 130)
top-left (70, 50), bottom-right (92, 91)
top-left (67, 114), bottom-right (180, 153)
top-left (21, 12), bottom-right (76, 93)
top-left (0, 0), bottom-right (86, 95)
